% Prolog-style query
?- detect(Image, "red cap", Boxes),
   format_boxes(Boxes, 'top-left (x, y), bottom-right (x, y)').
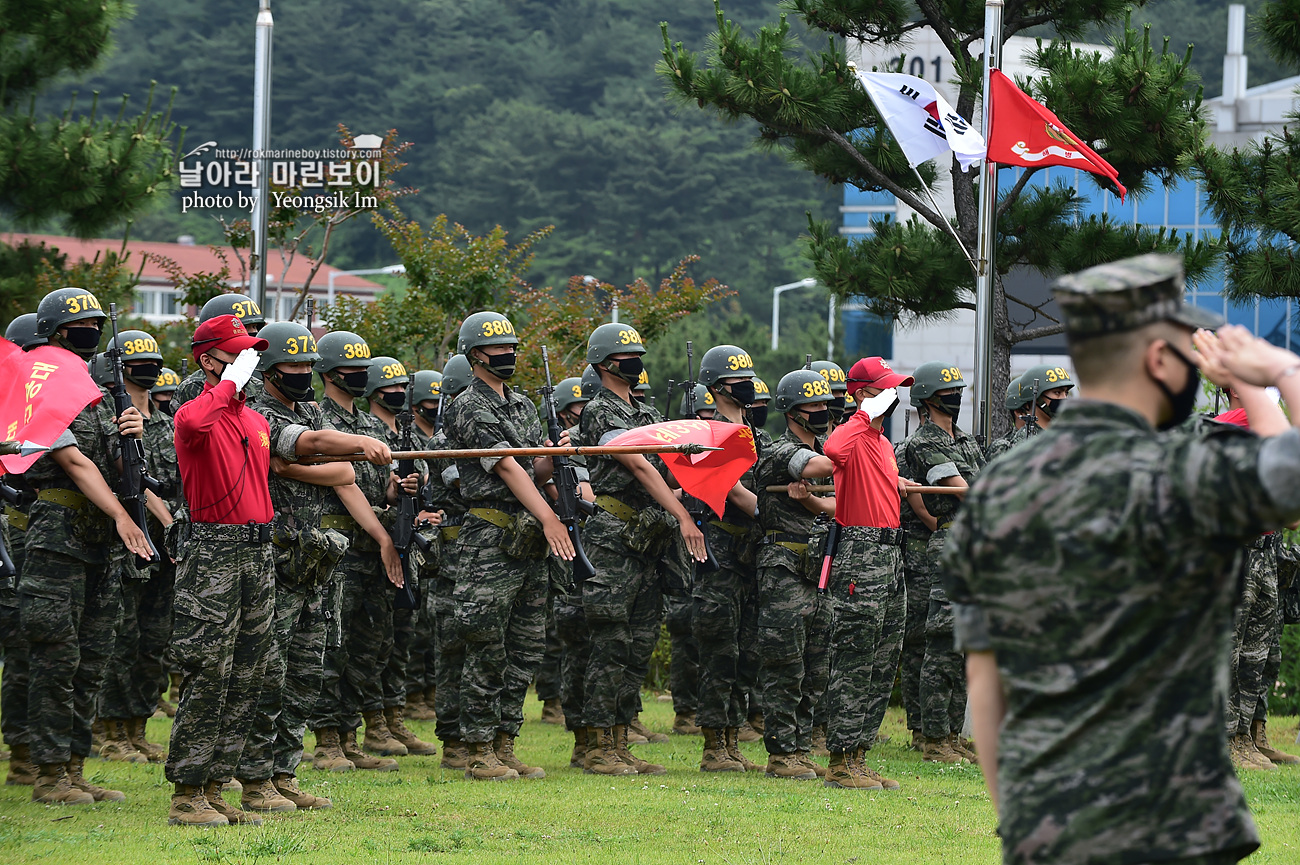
top-left (191, 314), bottom-right (269, 362)
top-left (845, 357), bottom-right (913, 391)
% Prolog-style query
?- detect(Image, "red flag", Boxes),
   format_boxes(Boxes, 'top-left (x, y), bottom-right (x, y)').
top-left (606, 420), bottom-right (757, 518)
top-left (0, 339), bottom-right (104, 474)
top-left (988, 69), bottom-right (1126, 202)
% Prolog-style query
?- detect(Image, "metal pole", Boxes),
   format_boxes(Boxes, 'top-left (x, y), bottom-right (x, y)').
top-left (250, 0), bottom-right (273, 312)
top-left (771, 278), bottom-right (817, 351)
top-left (973, 0), bottom-right (1003, 443)
top-left (827, 295), bottom-right (836, 360)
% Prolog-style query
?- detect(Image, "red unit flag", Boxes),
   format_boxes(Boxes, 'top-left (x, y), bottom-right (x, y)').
top-left (0, 339), bottom-right (105, 474)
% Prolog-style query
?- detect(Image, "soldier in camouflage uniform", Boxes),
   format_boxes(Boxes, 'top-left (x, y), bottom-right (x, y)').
top-left (752, 369), bottom-right (836, 780)
top-left (97, 328), bottom-right (180, 766)
top-left (404, 367), bottom-right (443, 720)
top-left (2, 314), bottom-right (39, 785)
top-left (812, 360), bottom-right (849, 427)
top-left (895, 437), bottom-right (933, 752)
top-left (998, 364), bottom-right (1075, 458)
top-left (942, 253), bottom-right (1300, 865)
top-left (306, 332), bottom-right (409, 772)
top-left (151, 366), bottom-right (182, 416)
top-left (984, 377), bottom-right (1028, 461)
top-left (173, 294), bottom-right (266, 408)
top-left (20, 287), bottom-right (154, 805)
top-left (579, 322), bottom-right (704, 775)
top-left (905, 360), bottom-right (984, 765)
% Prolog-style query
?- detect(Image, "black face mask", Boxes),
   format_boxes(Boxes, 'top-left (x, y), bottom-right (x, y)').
top-left (57, 326), bottom-right (102, 359)
top-left (153, 396), bottom-right (174, 416)
top-left (418, 405), bottom-right (440, 423)
top-left (124, 362), bottom-right (161, 389)
top-left (794, 407), bottom-right (830, 435)
top-left (1155, 345), bottom-right (1201, 431)
top-left (747, 405), bottom-right (769, 428)
top-left (723, 380), bottom-right (756, 407)
top-left (631, 393), bottom-right (645, 403)
top-left (380, 391), bottom-right (407, 410)
top-left (331, 369), bottom-right (371, 397)
top-left (1040, 396), bottom-right (1065, 418)
top-left (828, 396), bottom-right (845, 424)
top-left (604, 356), bottom-right (643, 384)
top-left (270, 369), bottom-right (315, 403)
top-left (930, 393), bottom-right (963, 424)
top-left (483, 351), bottom-right (517, 380)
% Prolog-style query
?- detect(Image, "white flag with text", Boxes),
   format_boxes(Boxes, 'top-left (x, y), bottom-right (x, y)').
top-left (854, 71), bottom-right (986, 170)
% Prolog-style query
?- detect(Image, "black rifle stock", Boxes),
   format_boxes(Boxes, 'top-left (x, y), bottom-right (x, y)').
top-left (683, 340), bottom-right (719, 572)
top-left (392, 378), bottom-right (420, 610)
top-left (540, 346), bottom-right (595, 580)
top-left (106, 303), bottom-right (162, 568)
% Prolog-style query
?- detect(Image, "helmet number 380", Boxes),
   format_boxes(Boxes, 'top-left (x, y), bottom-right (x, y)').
top-left (481, 319), bottom-right (516, 337)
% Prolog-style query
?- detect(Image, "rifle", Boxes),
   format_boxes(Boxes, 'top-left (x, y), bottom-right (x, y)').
top-left (1025, 378), bottom-right (1041, 437)
top-left (106, 304), bottom-right (162, 568)
top-left (540, 345), bottom-right (596, 579)
top-left (305, 296), bottom-right (315, 330)
top-left (433, 387), bottom-right (445, 435)
top-left (298, 443), bottom-right (721, 464)
top-left (682, 340), bottom-right (720, 572)
top-left (663, 379), bottom-right (676, 422)
top-left (816, 519), bottom-right (840, 595)
top-left (764, 483), bottom-right (960, 495)
top-left (391, 377), bottom-right (420, 610)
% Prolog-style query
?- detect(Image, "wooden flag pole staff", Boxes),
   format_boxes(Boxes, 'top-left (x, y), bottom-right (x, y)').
top-left (763, 484), bottom-right (960, 495)
top-left (299, 443), bottom-right (723, 465)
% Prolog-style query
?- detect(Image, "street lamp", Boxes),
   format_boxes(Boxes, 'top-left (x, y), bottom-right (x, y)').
top-left (771, 278), bottom-right (817, 351)
top-left (327, 264), bottom-right (406, 306)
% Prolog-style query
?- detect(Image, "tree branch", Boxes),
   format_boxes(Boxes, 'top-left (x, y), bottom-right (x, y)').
top-left (914, 1), bottom-right (965, 63)
top-left (1005, 291), bottom-right (1060, 323)
top-left (997, 167), bottom-right (1043, 221)
top-left (1008, 322), bottom-right (1065, 344)
top-left (818, 126), bottom-right (951, 236)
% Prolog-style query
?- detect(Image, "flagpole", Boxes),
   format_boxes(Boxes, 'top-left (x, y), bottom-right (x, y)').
top-left (973, 0), bottom-right (1003, 446)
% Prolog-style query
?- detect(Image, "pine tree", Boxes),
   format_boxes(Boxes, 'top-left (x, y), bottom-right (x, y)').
top-left (660, 0), bottom-right (1214, 435)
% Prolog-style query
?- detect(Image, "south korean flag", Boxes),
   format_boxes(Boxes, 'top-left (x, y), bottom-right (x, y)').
top-left (854, 70), bottom-right (987, 171)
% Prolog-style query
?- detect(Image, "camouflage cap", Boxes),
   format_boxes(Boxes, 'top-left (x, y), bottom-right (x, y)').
top-left (1052, 253), bottom-right (1224, 338)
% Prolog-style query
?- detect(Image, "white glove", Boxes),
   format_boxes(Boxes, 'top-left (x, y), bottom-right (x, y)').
top-left (859, 387), bottom-right (898, 420)
top-left (221, 348), bottom-right (261, 391)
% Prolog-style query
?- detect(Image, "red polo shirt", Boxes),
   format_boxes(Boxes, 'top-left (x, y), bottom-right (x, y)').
top-left (824, 409), bottom-right (900, 529)
top-left (174, 379), bottom-right (274, 524)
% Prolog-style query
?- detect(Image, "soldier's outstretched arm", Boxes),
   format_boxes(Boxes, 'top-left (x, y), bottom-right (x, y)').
top-left (271, 457), bottom-right (356, 487)
top-left (335, 482), bottom-right (404, 587)
top-left (493, 456), bottom-right (575, 561)
top-left (51, 445), bottom-right (153, 559)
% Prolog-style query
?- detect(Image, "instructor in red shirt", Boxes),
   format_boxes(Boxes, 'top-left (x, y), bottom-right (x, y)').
top-left (165, 314), bottom-right (279, 827)
top-left (819, 357), bottom-right (914, 789)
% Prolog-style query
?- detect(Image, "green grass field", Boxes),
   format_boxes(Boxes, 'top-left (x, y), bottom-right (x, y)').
top-left (3, 699), bottom-right (1300, 864)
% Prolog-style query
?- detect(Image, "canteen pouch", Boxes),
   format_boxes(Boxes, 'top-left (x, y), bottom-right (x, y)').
top-left (413, 522), bottom-right (442, 576)
top-left (1279, 541), bottom-right (1300, 626)
top-left (501, 511), bottom-right (549, 560)
top-left (621, 507), bottom-right (677, 559)
top-left (802, 518), bottom-right (830, 583)
top-left (274, 512), bottom-right (349, 586)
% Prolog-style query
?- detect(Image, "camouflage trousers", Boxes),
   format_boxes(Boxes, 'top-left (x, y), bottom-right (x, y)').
top-left (452, 515), bottom-right (547, 743)
top-left (693, 523), bottom-right (756, 729)
top-left (664, 592), bottom-right (698, 715)
top-left (756, 548), bottom-right (831, 755)
top-left (433, 545), bottom-right (465, 743)
top-left (165, 525), bottom-right (274, 786)
top-left (582, 510), bottom-right (663, 728)
top-left (554, 591), bottom-right (591, 730)
top-left (824, 530), bottom-right (904, 754)
top-left (900, 534), bottom-right (932, 732)
top-left (236, 577), bottom-right (328, 781)
top-left (535, 600), bottom-right (563, 703)
top-left (310, 545), bottom-right (393, 732)
top-left (99, 563), bottom-right (173, 719)
top-left (0, 535), bottom-right (30, 746)
top-left (384, 598), bottom-right (416, 708)
top-left (21, 548), bottom-right (121, 765)
top-left (404, 578), bottom-right (437, 695)
top-left (920, 599), bottom-right (966, 739)
top-left (1228, 541), bottom-right (1280, 736)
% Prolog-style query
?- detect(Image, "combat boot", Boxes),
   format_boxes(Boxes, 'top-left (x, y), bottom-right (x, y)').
top-left (440, 739), bottom-right (470, 770)
top-left (342, 727), bottom-right (399, 771)
top-left (90, 718), bottom-right (105, 755)
top-left (238, 777), bottom-right (297, 812)
top-left (823, 751), bottom-right (882, 790)
top-left (424, 685), bottom-right (437, 719)
top-left (384, 706), bottom-right (438, 756)
top-left (405, 690), bottom-right (436, 721)
top-left (203, 781), bottom-right (263, 824)
top-left (493, 731), bottom-right (546, 779)
top-left (909, 729), bottom-right (924, 752)
top-left (66, 755), bottom-right (125, 801)
top-left (583, 727), bottom-right (637, 776)
top-left (855, 748), bottom-right (901, 790)
top-left (169, 784), bottom-right (228, 826)
top-left (311, 727), bottom-right (354, 772)
top-left (569, 728), bottom-right (589, 769)
top-left (156, 695), bottom-right (176, 718)
top-left (1235, 732), bottom-right (1275, 771)
top-left (810, 725), bottom-right (829, 757)
top-left (949, 733), bottom-right (978, 764)
top-left (615, 724), bottom-right (666, 775)
top-left (127, 717), bottom-right (167, 762)
top-left (362, 710), bottom-right (409, 756)
top-left (923, 736), bottom-right (967, 764)
top-left (32, 763), bottom-right (94, 805)
top-left (629, 714), bottom-right (669, 743)
top-left (796, 750), bottom-right (827, 779)
top-left (672, 712), bottom-right (701, 736)
top-left (1252, 719), bottom-right (1300, 765)
top-left (6, 743), bottom-right (36, 785)
top-left (700, 728), bottom-right (744, 772)
top-left (540, 698), bottom-right (565, 725)
top-left (765, 752), bottom-right (816, 780)
top-left (168, 671), bottom-right (183, 705)
top-left (464, 740), bottom-right (519, 781)
top-left (724, 726), bottom-right (763, 772)
top-left (99, 718), bottom-right (148, 764)
top-left (747, 712), bottom-right (765, 735)
top-left (272, 773), bottom-right (332, 809)
top-left (736, 721), bottom-right (763, 743)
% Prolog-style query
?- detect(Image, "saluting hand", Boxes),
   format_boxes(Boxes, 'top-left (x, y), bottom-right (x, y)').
top-left (116, 406), bottom-right (144, 439)
top-left (1217, 324), bottom-right (1300, 388)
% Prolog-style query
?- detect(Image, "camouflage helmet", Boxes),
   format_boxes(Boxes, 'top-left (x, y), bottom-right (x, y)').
top-left (633, 368), bottom-right (652, 394)
top-left (751, 376), bottom-right (772, 403)
top-left (35, 286), bottom-right (107, 339)
top-left (556, 376), bottom-right (590, 414)
top-left (773, 369), bottom-right (834, 413)
top-left (313, 331), bottom-right (373, 374)
top-left (586, 322), bottom-right (645, 364)
top-left (909, 361), bottom-right (967, 405)
top-left (1019, 363), bottom-right (1075, 400)
top-left (811, 360), bottom-right (847, 394)
top-left (581, 365), bottom-right (603, 398)
top-left (441, 354), bottom-right (473, 396)
top-left (152, 367), bottom-right (182, 395)
top-left (698, 344), bottom-right (756, 386)
top-left (412, 370), bottom-right (443, 406)
top-left (457, 311), bottom-right (518, 354)
top-left (256, 322), bottom-right (319, 371)
top-left (1005, 376), bottom-right (1030, 411)
top-left (680, 383), bottom-right (716, 417)
top-left (199, 293), bottom-right (265, 330)
top-left (88, 352), bottom-right (116, 388)
top-left (366, 356), bottom-right (410, 397)
top-left (5, 313), bottom-right (40, 348)
top-left (107, 329), bottom-right (164, 363)
top-left (842, 392), bottom-right (858, 417)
